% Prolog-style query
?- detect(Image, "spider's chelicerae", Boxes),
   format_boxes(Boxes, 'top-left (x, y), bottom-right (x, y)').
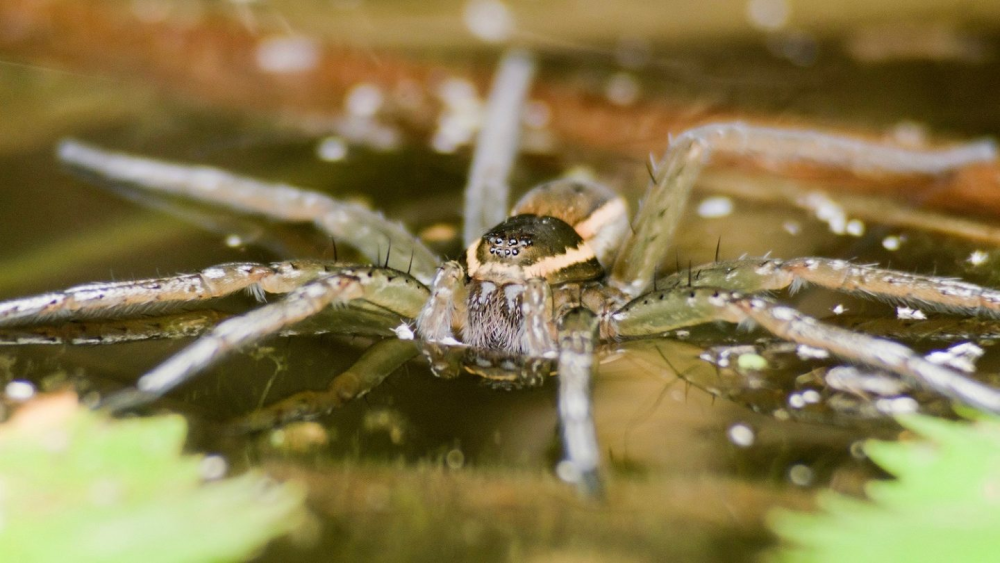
top-left (3, 52), bottom-right (1000, 497)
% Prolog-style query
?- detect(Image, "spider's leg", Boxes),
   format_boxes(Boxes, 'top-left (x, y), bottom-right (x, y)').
top-left (522, 278), bottom-right (557, 357)
top-left (0, 260), bottom-right (336, 327)
top-left (416, 261), bottom-right (466, 342)
top-left (57, 140), bottom-right (440, 284)
top-left (415, 261), bottom-right (469, 377)
top-left (102, 267), bottom-right (429, 411)
top-left (0, 310), bottom-right (228, 345)
top-left (555, 307), bottom-right (603, 498)
top-left (664, 257), bottom-right (1000, 318)
top-left (608, 287), bottom-right (1000, 415)
top-left (610, 122), bottom-right (997, 298)
top-left (234, 338), bottom-right (420, 432)
top-left (462, 49), bottom-right (535, 246)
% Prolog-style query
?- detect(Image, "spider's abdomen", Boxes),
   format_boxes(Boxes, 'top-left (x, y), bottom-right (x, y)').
top-left (511, 178), bottom-right (628, 268)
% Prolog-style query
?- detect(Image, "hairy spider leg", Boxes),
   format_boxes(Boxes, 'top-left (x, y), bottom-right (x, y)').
top-left (56, 140), bottom-right (441, 284)
top-left (608, 287), bottom-right (1000, 415)
top-left (610, 122), bottom-right (998, 298)
top-left (462, 49), bottom-right (536, 246)
top-left (0, 310), bottom-right (228, 346)
top-left (0, 260), bottom-right (339, 327)
top-left (522, 278), bottom-right (557, 357)
top-left (658, 257), bottom-right (1000, 318)
top-left (234, 338), bottom-right (420, 432)
top-left (100, 266), bottom-right (430, 411)
top-left (555, 307), bottom-right (603, 498)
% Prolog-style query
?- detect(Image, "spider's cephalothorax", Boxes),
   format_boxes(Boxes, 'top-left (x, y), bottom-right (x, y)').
top-left (461, 179), bottom-right (628, 353)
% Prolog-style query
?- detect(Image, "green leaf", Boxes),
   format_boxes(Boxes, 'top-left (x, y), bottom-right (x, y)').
top-left (769, 414), bottom-right (1000, 563)
top-left (0, 394), bottom-right (305, 563)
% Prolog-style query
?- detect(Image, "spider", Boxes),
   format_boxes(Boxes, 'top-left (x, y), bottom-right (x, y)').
top-left (2, 53), bottom-right (1000, 498)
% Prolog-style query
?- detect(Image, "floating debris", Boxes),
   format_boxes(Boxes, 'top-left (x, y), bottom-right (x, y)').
top-left (896, 306), bottom-right (927, 320)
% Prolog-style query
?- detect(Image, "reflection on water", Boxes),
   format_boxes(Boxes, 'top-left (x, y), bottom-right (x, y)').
top-left (1, 3), bottom-right (999, 561)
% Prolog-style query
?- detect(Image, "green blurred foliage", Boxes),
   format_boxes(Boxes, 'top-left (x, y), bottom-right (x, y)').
top-left (0, 395), bottom-right (305, 563)
top-left (770, 414), bottom-right (1000, 563)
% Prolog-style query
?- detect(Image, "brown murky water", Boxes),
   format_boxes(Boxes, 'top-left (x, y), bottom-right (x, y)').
top-left (1, 2), bottom-right (1000, 561)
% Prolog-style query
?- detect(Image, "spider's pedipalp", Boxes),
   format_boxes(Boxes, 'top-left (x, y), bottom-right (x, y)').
top-left (57, 140), bottom-right (440, 284)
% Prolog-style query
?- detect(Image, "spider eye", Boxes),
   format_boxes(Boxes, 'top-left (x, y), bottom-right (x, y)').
top-left (511, 249), bottom-right (519, 256)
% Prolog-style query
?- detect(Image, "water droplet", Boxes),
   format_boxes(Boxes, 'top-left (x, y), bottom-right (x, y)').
top-left (255, 36), bottom-right (320, 74)
top-left (463, 0), bottom-right (514, 43)
top-left (788, 463), bottom-right (814, 486)
top-left (697, 196), bottom-right (734, 218)
top-left (727, 423), bottom-right (755, 447)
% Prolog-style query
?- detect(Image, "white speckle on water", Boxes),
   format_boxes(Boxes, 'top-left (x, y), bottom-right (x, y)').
top-left (832, 304), bottom-right (846, 315)
top-left (556, 460), bottom-right (581, 483)
top-left (463, 0), bottom-right (514, 43)
top-left (605, 72), bottom-right (640, 106)
top-left (802, 389), bottom-right (821, 404)
top-left (968, 250), bottom-right (989, 266)
top-left (788, 393), bottom-right (806, 409)
top-left (882, 235), bottom-right (902, 251)
top-left (747, 0), bottom-right (790, 31)
top-left (316, 136), bottom-right (349, 162)
top-left (4, 380), bottom-right (34, 401)
top-left (255, 35), bottom-right (320, 74)
top-left (432, 77), bottom-right (483, 153)
top-left (727, 423), bottom-right (755, 447)
top-left (896, 306), bottom-right (927, 320)
top-left (876, 396), bottom-right (919, 414)
top-left (200, 455), bottom-right (228, 480)
top-left (797, 344), bottom-right (829, 360)
top-left (346, 83), bottom-right (384, 117)
top-left (845, 219), bottom-right (865, 237)
top-left (788, 463), bottom-right (814, 486)
top-left (697, 196), bottom-right (734, 218)
top-left (445, 448), bottom-right (466, 469)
